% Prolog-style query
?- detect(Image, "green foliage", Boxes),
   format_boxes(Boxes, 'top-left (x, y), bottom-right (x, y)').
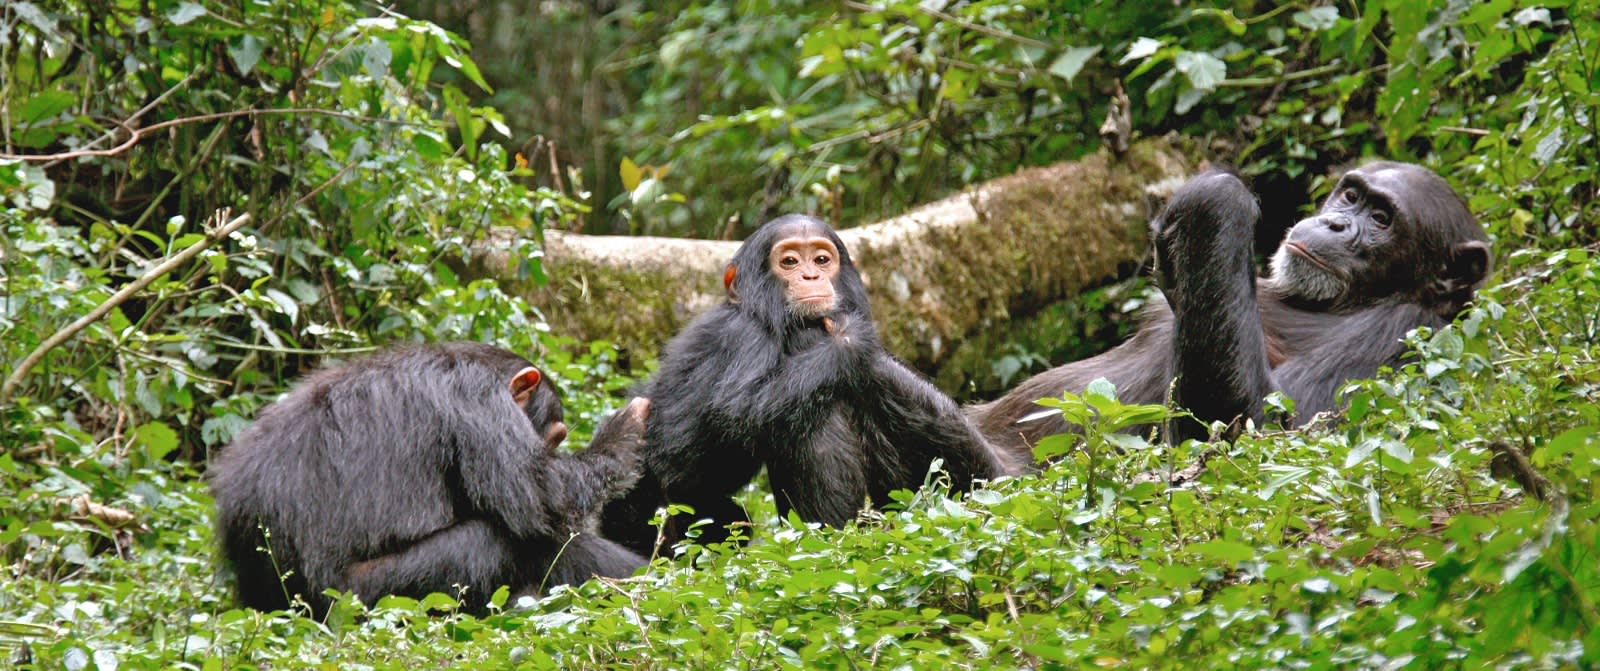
top-left (0, 0), bottom-right (608, 459)
top-left (5, 242), bottom-right (1596, 665)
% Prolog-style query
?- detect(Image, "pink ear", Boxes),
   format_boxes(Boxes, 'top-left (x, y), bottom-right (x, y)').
top-left (508, 366), bottom-right (542, 404)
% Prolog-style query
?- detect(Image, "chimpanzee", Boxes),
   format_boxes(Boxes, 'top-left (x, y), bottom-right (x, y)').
top-left (601, 214), bottom-right (1017, 555)
top-left (971, 161), bottom-right (1491, 450)
top-left (209, 342), bottom-right (650, 616)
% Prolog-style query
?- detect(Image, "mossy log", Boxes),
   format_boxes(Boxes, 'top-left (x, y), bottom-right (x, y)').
top-left (472, 137), bottom-right (1193, 376)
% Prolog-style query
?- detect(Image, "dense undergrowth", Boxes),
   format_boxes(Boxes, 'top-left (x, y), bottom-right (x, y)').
top-left (3, 245), bottom-right (1597, 668)
top-left (4, 0), bottom-right (1600, 668)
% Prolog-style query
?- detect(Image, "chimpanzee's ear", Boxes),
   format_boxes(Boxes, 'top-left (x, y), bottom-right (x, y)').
top-left (723, 264), bottom-right (740, 303)
top-left (508, 367), bottom-right (542, 406)
top-left (1448, 240), bottom-right (1491, 288)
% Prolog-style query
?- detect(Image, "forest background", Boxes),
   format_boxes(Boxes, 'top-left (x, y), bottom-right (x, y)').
top-left (2, 0), bottom-right (1598, 668)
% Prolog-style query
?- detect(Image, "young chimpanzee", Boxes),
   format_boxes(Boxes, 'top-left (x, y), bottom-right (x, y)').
top-left (210, 342), bottom-right (649, 615)
top-left (601, 214), bottom-right (1017, 555)
top-left (971, 161), bottom-right (1491, 449)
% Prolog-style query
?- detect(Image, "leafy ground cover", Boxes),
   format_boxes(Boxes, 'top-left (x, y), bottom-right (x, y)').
top-left (3, 245), bottom-right (1598, 668)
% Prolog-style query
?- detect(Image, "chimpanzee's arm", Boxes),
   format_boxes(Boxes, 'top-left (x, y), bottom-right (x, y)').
top-left (455, 398), bottom-right (644, 541)
top-left (708, 311), bottom-right (875, 432)
top-left (545, 397), bottom-right (648, 518)
top-left (1153, 170), bottom-right (1277, 441)
top-left (862, 353), bottom-right (1016, 482)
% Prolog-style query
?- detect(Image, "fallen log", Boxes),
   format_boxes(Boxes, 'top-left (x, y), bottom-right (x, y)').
top-left (471, 136), bottom-right (1193, 376)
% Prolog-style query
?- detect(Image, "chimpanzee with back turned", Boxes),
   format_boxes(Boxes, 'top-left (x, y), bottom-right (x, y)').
top-left (601, 214), bottom-right (1019, 555)
top-left (210, 342), bottom-right (650, 616)
top-left (970, 161), bottom-right (1491, 451)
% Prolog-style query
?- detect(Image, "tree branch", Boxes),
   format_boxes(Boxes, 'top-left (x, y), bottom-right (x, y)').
top-left (2, 108), bottom-right (424, 162)
top-left (0, 212), bottom-right (253, 405)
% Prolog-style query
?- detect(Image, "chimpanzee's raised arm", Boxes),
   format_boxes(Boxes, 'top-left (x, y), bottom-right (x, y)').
top-left (1152, 170), bottom-right (1276, 440)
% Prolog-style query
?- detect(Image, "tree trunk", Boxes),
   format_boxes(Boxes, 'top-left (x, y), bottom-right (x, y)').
top-left (471, 137), bottom-right (1193, 376)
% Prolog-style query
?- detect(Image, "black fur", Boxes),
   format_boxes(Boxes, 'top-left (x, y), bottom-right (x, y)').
top-left (971, 162), bottom-right (1491, 449)
top-left (210, 342), bottom-right (647, 615)
top-left (601, 214), bottom-right (1017, 555)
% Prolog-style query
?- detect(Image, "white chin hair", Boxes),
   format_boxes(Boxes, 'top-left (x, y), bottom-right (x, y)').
top-left (1268, 246), bottom-right (1344, 301)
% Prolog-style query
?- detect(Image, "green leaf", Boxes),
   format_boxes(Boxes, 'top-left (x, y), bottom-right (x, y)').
top-left (228, 35), bottom-right (264, 75)
top-left (1539, 425), bottom-right (1598, 464)
top-left (1047, 46), bottom-right (1102, 83)
top-left (1107, 404), bottom-right (1171, 430)
top-left (133, 422), bottom-right (179, 462)
top-left (265, 288), bottom-right (299, 324)
top-left (1188, 539), bottom-right (1254, 563)
top-left (8, 2), bottom-right (58, 40)
top-left (1292, 7), bottom-right (1340, 31)
top-left (412, 133), bottom-right (444, 161)
top-left (167, 2), bottom-right (208, 25)
top-left (1513, 7), bottom-right (1552, 26)
top-left (1033, 433), bottom-right (1079, 461)
top-left (1122, 37), bottom-right (1163, 64)
top-left (1379, 439), bottom-right (1413, 464)
top-left (1084, 377), bottom-right (1118, 401)
top-left (443, 85), bottom-right (480, 162)
top-left (1174, 51), bottom-right (1226, 91)
top-left (419, 592), bottom-right (460, 612)
top-left (360, 37), bottom-right (392, 79)
top-left (16, 90), bottom-right (74, 125)
top-left (1345, 438), bottom-right (1378, 468)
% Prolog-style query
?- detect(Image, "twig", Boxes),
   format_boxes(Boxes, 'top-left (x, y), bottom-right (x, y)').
top-left (56, 495), bottom-right (141, 528)
top-left (1217, 63), bottom-right (1344, 88)
top-left (0, 212), bottom-right (253, 404)
top-left (545, 137), bottom-right (566, 194)
top-left (1439, 126), bottom-right (1491, 136)
top-left (3, 108), bottom-right (422, 162)
top-left (597, 578), bottom-right (658, 651)
top-left (1487, 439), bottom-right (1552, 500)
top-left (43, 71), bottom-right (198, 169)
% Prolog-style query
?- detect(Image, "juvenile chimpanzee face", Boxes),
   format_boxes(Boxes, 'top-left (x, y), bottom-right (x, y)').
top-left (768, 224), bottom-right (842, 318)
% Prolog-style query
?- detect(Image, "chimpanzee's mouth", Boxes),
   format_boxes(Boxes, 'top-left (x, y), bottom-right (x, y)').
top-left (1286, 241), bottom-right (1339, 276)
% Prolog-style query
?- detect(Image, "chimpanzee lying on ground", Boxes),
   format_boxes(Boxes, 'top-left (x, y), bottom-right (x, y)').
top-left (971, 162), bottom-right (1490, 451)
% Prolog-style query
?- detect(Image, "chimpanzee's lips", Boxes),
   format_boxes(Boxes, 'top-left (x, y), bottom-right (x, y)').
top-left (796, 295), bottom-right (832, 303)
top-left (1286, 241), bottom-right (1337, 274)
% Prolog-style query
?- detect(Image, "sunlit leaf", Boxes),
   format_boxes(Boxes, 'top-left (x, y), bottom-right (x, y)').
top-left (1048, 46), bottom-right (1102, 83)
top-left (620, 157), bottom-right (643, 191)
top-left (167, 2), bottom-right (207, 25)
top-left (1122, 37), bottom-right (1163, 64)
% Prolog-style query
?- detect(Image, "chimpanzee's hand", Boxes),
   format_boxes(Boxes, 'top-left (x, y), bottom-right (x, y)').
top-left (1151, 169), bottom-right (1260, 306)
top-left (582, 397), bottom-right (649, 495)
top-left (822, 314), bottom-right (871, 349)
